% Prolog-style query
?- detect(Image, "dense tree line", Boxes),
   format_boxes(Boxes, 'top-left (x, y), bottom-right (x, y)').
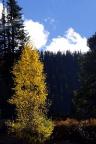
top-left (74, 33), bottom-right (96, 119)
top-left (1, 0), bottom-right (96, 143)
top-left (41, 33), bottom-right (96, 119)
top-left (0, 0), bottom-right (96, 123)
top-left (41, 51), bottom-right (81, 118)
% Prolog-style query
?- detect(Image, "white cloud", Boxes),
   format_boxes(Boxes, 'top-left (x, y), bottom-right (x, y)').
top-left (24, 19), bottom-right (49, 49)
top-left (0, 3), bottom-right (3, 19)
top-left (24, 21), bottom-right (89, 53)
top-left (0, 3), bottom-right (90, 53)
top-left (45, 28), bottom-right (89, 53)
top-left (0, 2), bottom-right (7, 19)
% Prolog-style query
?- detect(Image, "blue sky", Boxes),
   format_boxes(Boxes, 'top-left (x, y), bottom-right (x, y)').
top-left (1, 0), bottom-right (96, 52)
top-left (18, 0), bottom-right (96, 38)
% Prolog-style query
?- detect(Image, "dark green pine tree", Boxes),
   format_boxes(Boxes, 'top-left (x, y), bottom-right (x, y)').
top-left (0, 0), bottom-right (27, 59)
top-left (41, 51), bottom-right (80, 118)
top-left (0, 0), bottom-right (7, 56)
top-left (0, 0), bottom-right (27, 119)
top-left (73, 33), bottom-right (96, 119)
top-left (6, 0), bottom-right (27, 58)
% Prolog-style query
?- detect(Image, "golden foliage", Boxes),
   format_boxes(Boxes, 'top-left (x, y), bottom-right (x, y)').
top-left (9, 44), bottom-right (54, 143)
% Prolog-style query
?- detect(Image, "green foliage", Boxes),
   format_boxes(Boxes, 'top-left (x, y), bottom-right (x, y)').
top-left (6, 0), bottom-right (27, 54)
top-left (0, 0), bottom-right (27, 57)
top-left (73, 34), bottom-right (96, 119)
top-left (41, 51), bottom-right (80, 117)
top-left (9, 44), bottom-right (54, 143)
top-left (0, 0), bottom-right (27, 119)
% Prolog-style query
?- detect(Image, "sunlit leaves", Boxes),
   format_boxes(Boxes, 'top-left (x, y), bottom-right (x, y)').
top-left (9, 44), bottom-right (54, 143)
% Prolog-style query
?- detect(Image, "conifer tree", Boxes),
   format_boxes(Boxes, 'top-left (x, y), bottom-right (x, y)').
top-left (0, 0), bottom-right (27, 119)
top-left (0, 0), bottom-right (6, 56)
top-left (6, 0), bottom-right (26, 56)
top-left (9, 44), bottom-right (54, 143)
top-left (74, 33), bottom-right (96, 119)
top-left (0, 0), bottom-right (27, 58)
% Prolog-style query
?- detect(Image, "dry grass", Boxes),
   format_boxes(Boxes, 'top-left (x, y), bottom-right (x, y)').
top-left (54, 118), bottom-right (96, 127)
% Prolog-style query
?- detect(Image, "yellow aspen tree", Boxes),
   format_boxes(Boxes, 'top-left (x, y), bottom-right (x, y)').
top-left (9, 44), bottom-right (54, 143)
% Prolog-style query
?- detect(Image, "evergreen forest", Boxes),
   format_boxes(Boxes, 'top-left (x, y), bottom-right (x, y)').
top-left (0, 0), bottom-right (96, 144)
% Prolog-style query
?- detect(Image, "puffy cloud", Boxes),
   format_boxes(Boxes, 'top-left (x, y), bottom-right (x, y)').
top-left (24, 21), bottom-right (89, 53)
top-left (24, 19), bottom-right (49, 49)
top-left (0, 3), bottom-right (89, 53)
top-left (0, 5), bottom-right (89, 53)
top-left (45, 28), bottom-right (89, 53)
top-left (0, 2), bottom-right (7, 19)
top-left (0, 5), bottom-right (49, 50)
top-left (0, 3), bottom-right (3, 19)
